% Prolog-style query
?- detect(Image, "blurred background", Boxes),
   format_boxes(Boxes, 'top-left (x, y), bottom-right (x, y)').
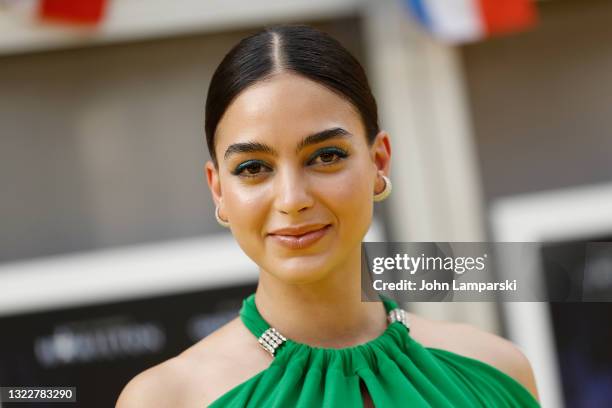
top-left (0, 0), bottom-right (611, 407)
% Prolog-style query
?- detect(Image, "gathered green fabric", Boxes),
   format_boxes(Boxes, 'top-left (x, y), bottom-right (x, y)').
top-left (208, 294), bottom-right (540, 407)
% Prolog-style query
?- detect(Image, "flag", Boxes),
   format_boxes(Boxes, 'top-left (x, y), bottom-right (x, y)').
top-left (404, 0), bottom-right (537, 43)
top-left (38, 0), bottom-right (107, 25)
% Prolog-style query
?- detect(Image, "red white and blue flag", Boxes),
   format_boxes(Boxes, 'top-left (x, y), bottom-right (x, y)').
top-left (404, 0), bottom-right (537, 43)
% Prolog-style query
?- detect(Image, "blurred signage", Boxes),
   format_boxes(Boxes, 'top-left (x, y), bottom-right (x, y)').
top-left (0, 282), bottom-right (256, 407)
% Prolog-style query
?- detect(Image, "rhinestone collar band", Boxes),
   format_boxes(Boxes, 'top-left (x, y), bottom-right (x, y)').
top-left (258, 306), bottom-right (410, 357)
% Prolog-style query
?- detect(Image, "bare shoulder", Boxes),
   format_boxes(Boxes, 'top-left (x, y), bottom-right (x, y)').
top-left (115, 352), bottom-right (195, 408)
top-left (406, 312), bottom-right (540, 402)
top-left (116, 317), bottom-right (271, 408)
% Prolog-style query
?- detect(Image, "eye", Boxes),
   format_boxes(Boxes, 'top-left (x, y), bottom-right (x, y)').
top-left (308, 147), bottom-right (349, 166)
top-left (232, 160), bottom-right (272, 178)
top-left (319, 152), bottom-right (337, 163)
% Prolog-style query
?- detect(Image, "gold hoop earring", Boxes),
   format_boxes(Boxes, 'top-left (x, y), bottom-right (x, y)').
top-left (215, 205), bottom-right (230, 228)
top-left (373, 175), bottom-right (392, 202)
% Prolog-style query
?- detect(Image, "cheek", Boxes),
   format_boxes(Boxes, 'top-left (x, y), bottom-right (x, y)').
top-left (318, 165), bottom-right (374, 233)
top-left (223, 182), bottom-right (269, 243)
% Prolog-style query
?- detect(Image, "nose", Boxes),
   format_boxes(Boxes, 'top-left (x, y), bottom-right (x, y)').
top-left (273, 166), bottom-right (314, 215)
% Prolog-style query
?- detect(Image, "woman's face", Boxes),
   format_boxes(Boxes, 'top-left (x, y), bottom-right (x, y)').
top-left (206, 72), bottom-right (391, 284)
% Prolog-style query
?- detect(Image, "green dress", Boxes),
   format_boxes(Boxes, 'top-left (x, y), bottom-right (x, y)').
top-left (208, 293), bottom-right (540, 407)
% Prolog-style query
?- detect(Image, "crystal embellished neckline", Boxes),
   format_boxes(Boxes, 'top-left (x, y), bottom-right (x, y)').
top-left (257, 302), bottom-right (410, 357)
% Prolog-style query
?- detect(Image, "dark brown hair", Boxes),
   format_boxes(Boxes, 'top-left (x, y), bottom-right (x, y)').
top-left (204, 24), bottom-right (380, 167)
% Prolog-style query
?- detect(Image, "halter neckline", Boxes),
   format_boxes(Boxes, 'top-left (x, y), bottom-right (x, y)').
top-left (239, 293), bottom-right (410, 356)
top-left (209, 293), bottom-right (542, 407)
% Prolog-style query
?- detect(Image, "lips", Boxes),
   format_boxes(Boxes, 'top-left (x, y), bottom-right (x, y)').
top-left (268, 223), bottom-right (330, 236)
top-left (267, 224), bottom-right (331, 250)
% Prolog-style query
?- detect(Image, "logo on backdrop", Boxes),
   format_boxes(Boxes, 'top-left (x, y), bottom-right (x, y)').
top-left (34, 317), bottom-right (166, 367)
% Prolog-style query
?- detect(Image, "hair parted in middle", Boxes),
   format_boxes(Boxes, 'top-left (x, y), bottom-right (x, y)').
top-left (204, 24), bottom-right (381, 168)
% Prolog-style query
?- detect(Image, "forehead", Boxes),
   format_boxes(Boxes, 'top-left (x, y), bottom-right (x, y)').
top-left (215, 73), bottom-right (365, 152)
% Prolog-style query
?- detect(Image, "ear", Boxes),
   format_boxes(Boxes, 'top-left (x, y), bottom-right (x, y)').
top-left (370, 131), bottom-right (392, 177)
top-left (205, 160), bottom-right (222, 206)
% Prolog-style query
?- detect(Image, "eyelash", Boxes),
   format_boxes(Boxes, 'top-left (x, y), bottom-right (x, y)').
top-left (231, 147), bottom-right (349, 178)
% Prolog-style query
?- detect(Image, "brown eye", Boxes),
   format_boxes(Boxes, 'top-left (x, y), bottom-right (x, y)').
top-left (319, 152), bottom-right (336, 163)
top-left (245, 163), bottom-right (262, 174)
top-left (308, 147), bottom-right (348, 166)
top-left (232, 160), bottom-right (272, 178)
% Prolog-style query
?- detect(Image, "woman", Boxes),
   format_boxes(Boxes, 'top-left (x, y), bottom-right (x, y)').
top-left (117, 24), bottom-right (540, 407)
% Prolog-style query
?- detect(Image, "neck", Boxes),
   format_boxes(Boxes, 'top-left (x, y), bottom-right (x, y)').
top-left (254, 244), bottom-right (388, 348)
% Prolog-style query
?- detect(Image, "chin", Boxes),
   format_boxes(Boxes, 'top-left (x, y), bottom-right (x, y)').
top-left (266, 255), bottom-right (335, 284)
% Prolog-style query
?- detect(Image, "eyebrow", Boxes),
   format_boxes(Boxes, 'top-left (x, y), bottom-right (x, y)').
top-left (223, 127), bottom-right (352, 161)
